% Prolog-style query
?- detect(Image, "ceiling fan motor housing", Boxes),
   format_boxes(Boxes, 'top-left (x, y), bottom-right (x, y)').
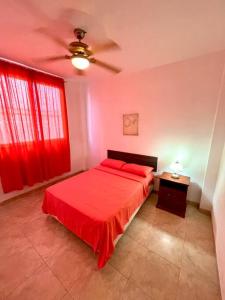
top-left (70, 29), bottom-right (92, 58)
top-left (68, 41), bottom-right (92, 57)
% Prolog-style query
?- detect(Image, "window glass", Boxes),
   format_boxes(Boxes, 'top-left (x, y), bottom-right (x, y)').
top-left (0, 76), bottom-right (64, 144)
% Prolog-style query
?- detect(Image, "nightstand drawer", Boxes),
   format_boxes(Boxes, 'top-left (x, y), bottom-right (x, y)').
top-left (158, 190), bottom-right (186, 208)
top-left (159, 186), bottom-right (186, 203)
top-left (160, 179), bottom-right (188, 192)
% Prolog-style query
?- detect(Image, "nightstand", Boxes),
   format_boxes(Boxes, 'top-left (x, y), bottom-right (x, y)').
top-left (156, 172), bottom-right (190, 218)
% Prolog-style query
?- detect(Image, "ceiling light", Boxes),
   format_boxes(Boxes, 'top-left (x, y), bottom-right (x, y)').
top-left (71, 56), bottom-right (90, 70)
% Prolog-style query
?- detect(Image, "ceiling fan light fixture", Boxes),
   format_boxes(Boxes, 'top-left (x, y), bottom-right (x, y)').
top-left (71, 56), bottom-right (90, 70)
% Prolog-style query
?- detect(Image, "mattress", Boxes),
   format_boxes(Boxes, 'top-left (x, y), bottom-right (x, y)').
top-left (42, 165), bottom-right (154, 268)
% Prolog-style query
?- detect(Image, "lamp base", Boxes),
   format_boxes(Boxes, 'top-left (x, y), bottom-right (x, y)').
top-left (171, 173), bottom-right (180, 179)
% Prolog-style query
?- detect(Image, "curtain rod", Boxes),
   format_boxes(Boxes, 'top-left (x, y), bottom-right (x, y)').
top-left (0, 57), bottom-right (64, 80)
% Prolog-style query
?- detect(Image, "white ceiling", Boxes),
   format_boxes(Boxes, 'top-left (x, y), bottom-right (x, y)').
top-left (1, 0), bottom-right (225, 78)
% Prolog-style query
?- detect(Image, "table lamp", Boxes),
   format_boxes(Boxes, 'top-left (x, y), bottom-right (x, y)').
top-left (170, 161), bottom-right (183, 179)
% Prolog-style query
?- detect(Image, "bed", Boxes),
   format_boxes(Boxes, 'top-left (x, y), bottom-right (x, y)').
top-left (42, 150), bottom-right (158, 268)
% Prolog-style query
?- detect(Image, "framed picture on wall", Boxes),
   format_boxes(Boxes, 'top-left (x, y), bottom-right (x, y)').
top-left (123, 113), bottom-right (139, 135)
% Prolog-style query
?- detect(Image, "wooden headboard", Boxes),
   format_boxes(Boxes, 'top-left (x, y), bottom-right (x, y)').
top-left (107, 150), bottom-right (158, 171)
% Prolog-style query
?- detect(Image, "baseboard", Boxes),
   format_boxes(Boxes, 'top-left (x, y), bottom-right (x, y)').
top-left (186, 199), bottom-right (211, 216)
top-left (186, 199), bottom-right (199, 207)
top-left (198, 207), bottom-right (211, 216)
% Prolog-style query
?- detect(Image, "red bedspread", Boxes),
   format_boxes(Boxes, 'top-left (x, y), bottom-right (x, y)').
top-left (42, 165), bottom-right (153, 268)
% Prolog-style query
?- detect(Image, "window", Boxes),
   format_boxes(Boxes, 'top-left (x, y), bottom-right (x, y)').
top-left (36, 83), bottom-right (64, 141)
top-left (0, 76), bottom-right (64, 144)
top-left (0, 76), bottom-right (33, 144)
top-left (0, 59), bottom-right (70, 193)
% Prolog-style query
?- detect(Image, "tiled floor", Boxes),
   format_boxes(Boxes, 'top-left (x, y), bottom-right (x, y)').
top-left (0, 190), bottom-right (221, 300)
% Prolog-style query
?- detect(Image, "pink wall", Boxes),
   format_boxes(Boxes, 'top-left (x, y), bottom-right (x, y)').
top-left (87, 51), bottom-right (225, 203)
top-left (0, 80), bottom-right (88, 203)
top-left (200, 66), bottom-right (225, 211)
top-left (210, 66), bottom-right (225, 300)
top-left (212, 143), bottom-right (225, 299)
top-left (65, 80), bottom-right (89, 171)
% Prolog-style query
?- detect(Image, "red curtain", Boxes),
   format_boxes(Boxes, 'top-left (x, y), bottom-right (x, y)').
top-left (0, 59), bottom-right (71, 193)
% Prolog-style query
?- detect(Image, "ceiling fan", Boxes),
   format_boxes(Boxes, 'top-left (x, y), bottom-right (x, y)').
top-left (37, 28), bottom-right (122, 75)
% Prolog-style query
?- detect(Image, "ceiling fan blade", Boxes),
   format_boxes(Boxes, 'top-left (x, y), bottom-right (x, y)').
top-left (90, 58), bottom-right (121, 73)
top-left (34, 55), bottom-right (70, 63)
top-left (92, 40), bottom-right (120, 54)
top-left (36, 27), bottom-right (68, 50)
